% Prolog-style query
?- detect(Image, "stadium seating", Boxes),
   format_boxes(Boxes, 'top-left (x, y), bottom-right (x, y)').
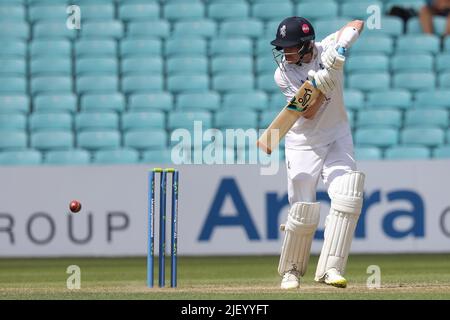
top-left (2, 0), bottom-right (450, 165)
top-left (385, 146), bottom-right (431, 160)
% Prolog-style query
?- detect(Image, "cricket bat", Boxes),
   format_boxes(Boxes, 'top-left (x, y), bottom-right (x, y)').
top-left (257, 80), bottom-right (321, 154)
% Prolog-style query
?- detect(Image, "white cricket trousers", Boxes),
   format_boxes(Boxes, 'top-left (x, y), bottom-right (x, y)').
top-left (285, 132), bottom-right (356, 204)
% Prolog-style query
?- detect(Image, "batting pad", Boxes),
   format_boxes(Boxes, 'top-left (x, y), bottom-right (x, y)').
top-left (278, 202), bottom-right (320, 276)
top-left (315, 171), bottom-right (365, 281)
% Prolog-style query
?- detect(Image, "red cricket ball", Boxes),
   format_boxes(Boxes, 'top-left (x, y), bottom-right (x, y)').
top-left (69, 200), bottom-right (82, 213)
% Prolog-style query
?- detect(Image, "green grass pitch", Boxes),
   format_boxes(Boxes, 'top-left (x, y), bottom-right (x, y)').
top-left (0, 254), bottom-right (449, 299)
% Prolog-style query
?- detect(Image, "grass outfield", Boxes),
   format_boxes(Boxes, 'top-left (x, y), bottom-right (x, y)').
top-left (0, 254), bottom-right (449, 299)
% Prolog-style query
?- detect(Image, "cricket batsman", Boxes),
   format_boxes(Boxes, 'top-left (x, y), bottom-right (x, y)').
top-left (272, 16), bottom-right (365, 289)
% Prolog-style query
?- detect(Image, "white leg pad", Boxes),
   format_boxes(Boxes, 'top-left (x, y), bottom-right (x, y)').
top-left (315, 171), bottom-right (365, 281)
top-left (278, 202), bottom-right (320, 276)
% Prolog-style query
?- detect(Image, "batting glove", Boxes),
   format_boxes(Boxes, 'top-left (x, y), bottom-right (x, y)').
top-left (308, 69), bottom-right (338, 95)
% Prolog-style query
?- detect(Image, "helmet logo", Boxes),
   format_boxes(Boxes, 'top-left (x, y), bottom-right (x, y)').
top-left (302, 24), bottom-right (310, 33)
top-left (280, 25), bottom-right (286, 38)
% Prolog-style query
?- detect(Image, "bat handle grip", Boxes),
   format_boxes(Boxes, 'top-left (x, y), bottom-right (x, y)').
top-left (337, 46), bottom-right (347, 56)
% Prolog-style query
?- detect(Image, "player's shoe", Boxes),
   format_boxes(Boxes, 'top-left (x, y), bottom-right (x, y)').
top-left (317, 268), bottom-right (347, 288)
top-left (280, 269), bottom-right (300, 289)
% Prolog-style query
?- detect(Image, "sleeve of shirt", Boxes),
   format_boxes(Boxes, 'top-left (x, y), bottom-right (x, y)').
top-left (274, 67), bottom-right (297, 103)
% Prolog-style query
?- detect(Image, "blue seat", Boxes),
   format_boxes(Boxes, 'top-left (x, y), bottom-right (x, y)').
top-left (0, 95), bottom-right (29, 114)
top-left (0, 58), bottom-right (25, 76)
top-left (76, 58), bottom-right (118, 76)
top-left (122, 75), bottom-right (163, 94)
top-left (76, 112), bottom-right (119, 132)
top-left (257, 73), bottom-right (280, 93)
top-left (80, 93), bottom-right (125, 113)
top-left (252, 2), bottom-right (293, 21)
top-left (168, 111), bottom-right (212, 130)
top-left (29, 112), bottom-right (72, 132)
top-left (127, 21), bottom-right (170, 38)
top-left (77, 130), bottom-right (121, 150)
top-left (436, 54), bottom-right (450, 73)
top-left (357, 109), bottom-right (402, 129)
top-left (34, 94), bottom-right (77, 113)
top-left (28, 4), bottom-right (67, 22)
top-left (79, 4), bottom-right (115, 21)
top-left (163, 2), bottom-right (204, 21)
top-left (341, 1), bottom-right (383, 18)
top-left (351, 35), bottom-right (393, 55)
top-left (128, 93), bottom-right (173, 112)
top-left (119, 3), bottom-right (159, 21)
top-left (81, 21), bottom-right (124, 39)
top-left (385, 146), bottom-right (430, 160)
top-left (121, 57), bottom-right (163, 75)
top-left (296, 1), bottom-right (338, 20)
top-left (433, 146), bottom-right (450, 158)
top-left (349, 73), bottom-right (391, 92)
top-left (173, 20), bottom-right (217, 38)
top-left (439, 72), bottom-right (450, 89)
top-left (391, 54), bottom-right (434, 73)
top-left (0, 22), bottom-right (28, 39)
top-left (0, 150), bottom-right (42, 165)
top-left (314, 18), bottom-right (349, 40)
top-left (122, 111), bottom-right (165, 131)
top-left (30, 40), bottom-right (71, 57)
top-left (211, 56), bottom-right (253, 75)
top-left (256, 56), bottom-right (277, 75)
top-left (344, 89), bottom-right (364, 110)
top-left (394, 72), bottom-right (435, 91)
top-left (355, 128), bottom-right (399, 147)
top-left (445, 36), bottom-right (450, 52)
top-left (141, 149), bottom-right (173, 164)
top-left (346, 54), bottom-right (389, 73)
top-left (414, 90), bottom-right (450, 109)
top-left (354, 147), bottom-right (382, 160)
top-left (124, 130), bottom-right (167, 150)
top-left (0, 77), bottom-right (26, 94)
top-left (75, 39), bottom-right (117, 57)
top-left (208, 2), bottom-right (249, 20)
top-left (220, 20), bottom-right (263, 38)
top-left (215, 110), bottom-right (258, 129)
top-left (256, 37), bottom-right (275, 56)
top-left (223, 91), bottom-right (268, 111)
top-left (167, 75), bottom-right (209, 93)
top-left (405, 109), bottom-right (448, 128)
top-left (0, 4), bottom-right (25, 21)
top-left (0, 131), bottom-right (27, 149)
top-left (31, 58), bottom-right (71, 76)
top-left (45, 149), bottom-right (91, 165)
top-left (396, 35), bottom-right (440, 54)
top-left (213, 75), bottom-right (254, 93)
top-left (165, 37), bottom-right (207, 57)
top-left (33, 22), bottom-right (76, 40)
top-left (364, 16), bottom-right (403, 37)
top-left (401, 127), bottom-right (445, 147)
top-left (120, 39), bottom-right (162, 57)
top-left (31, 76), bottom-right (72, 95)
top-left (366, 89), bottom-right (412, 109)
top-left (166, 57), bottom-right (208, 75)
top-left (93, 148), bottom-right (139, 164)
top-left (0, 113), bottom-right (26, 131)
top-left (269, 93), bottom-right (287, 109)
top-left (407, 16), bottom-right (447, 35)
top-left (31, 131), bottom-right (74, 151)
top-left (176, 92), bottom-right (220, 111)
top-left (0, 40), bottom-right (26, 57)
top-left (77, 76), bottom-right (118, 94)
top-left (260, 110), bottom-right (280, 128)
top-left (210, 37), bottom-right (253, 56)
